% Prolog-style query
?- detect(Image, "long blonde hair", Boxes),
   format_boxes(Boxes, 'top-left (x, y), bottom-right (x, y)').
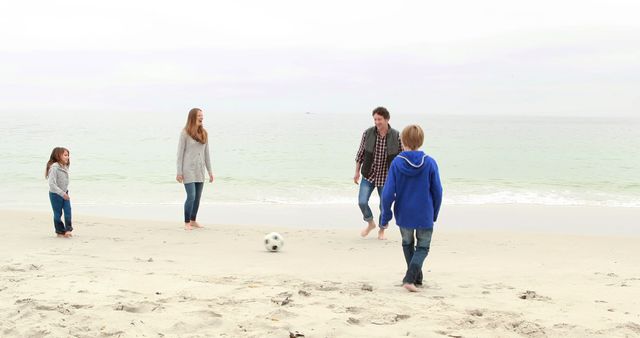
top-left (184, 108), bottom-right (208, 144)
top-left (45, 147), bottom-right (70, 178)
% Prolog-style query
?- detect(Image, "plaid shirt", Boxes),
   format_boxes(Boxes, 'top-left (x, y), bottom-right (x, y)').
top-left (355, 127), bottom-right (403, 187)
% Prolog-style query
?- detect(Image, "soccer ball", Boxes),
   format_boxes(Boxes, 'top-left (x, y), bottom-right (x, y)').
top-left (264, 232), bottom-right (284, 252)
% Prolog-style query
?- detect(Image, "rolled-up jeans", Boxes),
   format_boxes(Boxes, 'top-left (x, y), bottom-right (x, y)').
top-left (357, 178), bottom-right (383, 227)
top-left (400, 227), bottom-right (433, 285)
top-left (184, 182), bottom-right (204, 223)
top-left (49, 191), bottom-right (72, 234)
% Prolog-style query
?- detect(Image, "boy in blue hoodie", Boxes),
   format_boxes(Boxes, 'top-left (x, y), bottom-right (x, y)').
top-left (381, 125), bottom-right (443, 292)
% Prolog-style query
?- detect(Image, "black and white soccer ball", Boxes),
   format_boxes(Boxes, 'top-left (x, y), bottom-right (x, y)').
top-left (264, 232), bottom-right (284, 252)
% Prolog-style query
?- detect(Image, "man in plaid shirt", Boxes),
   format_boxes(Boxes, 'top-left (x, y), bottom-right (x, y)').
top-left (354, 107), bottom-right (403, 240)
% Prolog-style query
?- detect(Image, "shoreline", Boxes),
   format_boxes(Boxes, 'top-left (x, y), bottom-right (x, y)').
top-left (5, 202), bottom-right (640, 236)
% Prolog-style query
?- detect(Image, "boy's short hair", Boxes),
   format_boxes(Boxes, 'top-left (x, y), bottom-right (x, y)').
top-left (401, 125), bottom-right (424, 150)
top-left (372, 106), bottom-right (390, 120)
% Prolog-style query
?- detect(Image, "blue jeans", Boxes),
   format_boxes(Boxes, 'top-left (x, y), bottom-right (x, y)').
top-left (358, 179), bottom-right (383, 226)
top-left (184, 182), bottom-right (204, 223)
top-left (49, 192), bottom-right (72, 234)
top-left (400, 227), bottom-right (433, 285)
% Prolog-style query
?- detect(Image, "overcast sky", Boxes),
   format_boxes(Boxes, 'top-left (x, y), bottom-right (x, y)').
top-left (1, 0), bottom-right (639, 116)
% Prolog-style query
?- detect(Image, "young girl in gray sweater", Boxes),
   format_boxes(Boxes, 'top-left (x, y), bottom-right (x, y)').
top-left (46, 147), bottom-right (73, 238)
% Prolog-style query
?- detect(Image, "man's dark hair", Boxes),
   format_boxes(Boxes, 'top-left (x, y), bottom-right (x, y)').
top-left (372, 106), bottom-right (390, 120)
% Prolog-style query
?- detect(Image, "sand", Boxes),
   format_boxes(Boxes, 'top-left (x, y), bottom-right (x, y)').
top-left (1, 205), bottom-right (639, 337)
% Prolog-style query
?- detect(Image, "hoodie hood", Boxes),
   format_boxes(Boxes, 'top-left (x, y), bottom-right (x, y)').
top-left (395, 151), bottom-right (428, 177)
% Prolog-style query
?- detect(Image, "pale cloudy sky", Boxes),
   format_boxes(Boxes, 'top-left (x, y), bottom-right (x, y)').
top-left (1, 0), bottom-right (639, 116)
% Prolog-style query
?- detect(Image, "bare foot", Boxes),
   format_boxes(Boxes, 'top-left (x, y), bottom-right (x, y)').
top-left (63, 232), bottom-right (73, 238)
top-left (403, 283), bottom-right (419, 292)
top-left (360, 221), bottom-right (376, 237)
top-left (184, 223), bottom-right (193, 230)
top-left (56, 234), bottom-right (65, 238)
top-left (190, 221), bottom-right (203, 228)
top-left (377, 229), bottom-right (387, 240)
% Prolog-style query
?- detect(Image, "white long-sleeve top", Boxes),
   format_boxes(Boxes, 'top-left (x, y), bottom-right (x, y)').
top-left (48, 163), bottom-right (69, 197)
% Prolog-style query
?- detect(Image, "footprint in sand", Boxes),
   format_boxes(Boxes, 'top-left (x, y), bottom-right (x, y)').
top-left (14, 298), bottom-right (34, 305)
top-left (12, 299), bottom-right (80, 317)
top-left (34, 303), bottom-right (74, 315)
top-left (611, 322), bottom-right (640, 336)
top-left (347, 317), bottom-right (360, 325)
top-left (466, 309), bottom-right (486, 317)
top-left (452, 316), bottom-right (478, 329)
top-left (268, 308), bottom-right (297, 321)
top-left (166, 318), bottom-right (223, 334)
top-left (594, 272), bottom-right (619, 278)
top-left (1, 265), bottom-right (26, 272)
top-left (315, 284), bottom-right (340, 292)
top-left (518, 290), bottom-right (551, 301)
top-left (271, 292), bottom-right (293, 306)
top-left (482, 282), bottom-right (515, 290)
top-left (113, 301), bottom-right (163, 313)
top-left (552, 323), bottom-right (577, 330)
top-left (346, 306), bottom-right (364, 314)
top-left (297, 290), bottom-right (311, 297)
top-left (433, 330), bottom-right (462, 338)
top-left (370, 313), bottom-right (410, 325)
top-left (361, 283), bottom-right (373, 292)
top-left (221, 276), bottom-right (238, 283)
top-left (451, 309), bottom-right (525, 332)
top-left (505, 320), bottom-right (546, 338)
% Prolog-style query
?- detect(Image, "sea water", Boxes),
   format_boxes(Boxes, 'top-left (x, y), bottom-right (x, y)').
top-left (1, 111), bottom-right (638, 210)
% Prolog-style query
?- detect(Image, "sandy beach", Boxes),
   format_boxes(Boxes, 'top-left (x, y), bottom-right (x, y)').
top-left (1, 205), bottom-right (639, 337)
top-left (3, 0), bottom-right (640, 336)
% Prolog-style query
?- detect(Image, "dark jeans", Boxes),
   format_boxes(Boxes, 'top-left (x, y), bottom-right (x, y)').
top-left (49, 192), bottom-right (72, 234)
top-left (400, 227), bottom-right (433, 285)
top-left (184, 182), bottom-right (204, 223)
top-left (357, 178), bottom-right (383, 226)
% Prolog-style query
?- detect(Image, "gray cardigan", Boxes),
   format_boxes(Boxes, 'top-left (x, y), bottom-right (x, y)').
top-left (176, 130), bottom-right (212, 184)
top-left (48, 163), bottom-right (69, 197)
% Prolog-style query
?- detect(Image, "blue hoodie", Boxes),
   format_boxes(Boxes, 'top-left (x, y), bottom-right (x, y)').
top-left (381, 150), bottom-right (443, 229)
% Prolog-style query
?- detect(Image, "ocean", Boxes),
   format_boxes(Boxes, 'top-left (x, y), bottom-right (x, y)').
top-left (1, 111), bottom-right (639, 210)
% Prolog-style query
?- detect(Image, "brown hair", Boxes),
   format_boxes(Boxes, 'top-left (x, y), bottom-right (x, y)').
top-left (45, 147), bottom-right (70, 178)
top-left (401, 125), bottom-right (424, 150)
top-left (184, 108), bottom-right (208, 144)
top-left (372, 106), bottom-right (390, 120)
